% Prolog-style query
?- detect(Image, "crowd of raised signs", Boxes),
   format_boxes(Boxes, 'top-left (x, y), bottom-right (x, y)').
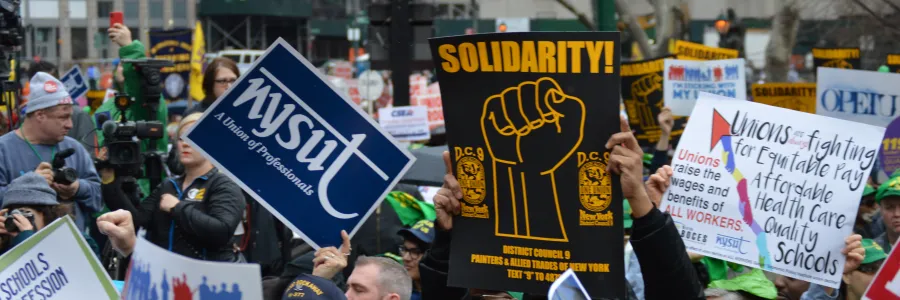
top-left (0, 24), bottom-right (896, 300)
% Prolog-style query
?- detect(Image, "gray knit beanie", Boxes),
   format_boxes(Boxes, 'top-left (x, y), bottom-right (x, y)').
top-left (26, 72), bottom-right (73, 114)
top-left (2, 172), bottom-right (59, 209)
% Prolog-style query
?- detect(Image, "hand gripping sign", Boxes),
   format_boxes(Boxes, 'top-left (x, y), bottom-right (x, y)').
top-left (182, 38), bottom-right (415, 249)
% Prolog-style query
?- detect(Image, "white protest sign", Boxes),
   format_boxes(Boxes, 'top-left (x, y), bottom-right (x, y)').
top-left (0, 216), bottom-right (118, 299)
top-left (359, 70), bottom-right (385, 102)
top-left (547, 269), bottom-right (590, 300)
top-left (378, 106), bottom-right (430, 142)
top-left (662, 92), bottom-right (884, 288)
top-left (816, 67), bottom-right (900, 127)
top-left (123, 234), bottom-right (263, 300)
top-left (60, 65), bottom-right (88, 100)
top-left (664, 58), bottom-right (747, 116)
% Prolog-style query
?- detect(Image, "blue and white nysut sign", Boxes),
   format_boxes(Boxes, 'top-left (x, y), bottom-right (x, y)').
top-left (60, 65), bottom-right (88, 100)
top-left (183, 38), bottom-right (416, 249)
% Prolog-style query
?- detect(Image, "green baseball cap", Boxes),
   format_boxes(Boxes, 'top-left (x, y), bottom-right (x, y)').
top-left (862, 239), bottom-right (888, 264)
top-left (863, 184), bottom-right (876, 197)
top-left (879, 65), bottom-right (891, 73)
top-left (876, 177), bottom-right (900, 203)
top-left (707, 269), bottom-right (777, 300)
top-left (623, 199), bottom-right (633, 229)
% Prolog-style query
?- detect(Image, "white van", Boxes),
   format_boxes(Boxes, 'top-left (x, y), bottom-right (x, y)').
top-left (217, 50), bottom-right (265, 74)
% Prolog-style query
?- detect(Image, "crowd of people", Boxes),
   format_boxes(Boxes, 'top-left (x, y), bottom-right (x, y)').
top-left (0, 23), bottom-right (895, 300)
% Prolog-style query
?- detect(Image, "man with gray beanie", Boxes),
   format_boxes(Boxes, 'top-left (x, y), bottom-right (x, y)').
top-left (0, 72), bottom-right (102, 232)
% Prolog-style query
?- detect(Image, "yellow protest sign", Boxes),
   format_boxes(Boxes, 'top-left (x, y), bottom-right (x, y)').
top-left (673, 40), bottom-right (738, 61)
top-left (751, 83), bottom-right (817, 114)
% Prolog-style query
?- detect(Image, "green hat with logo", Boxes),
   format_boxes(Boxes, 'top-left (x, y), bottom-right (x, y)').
top-left (876, 177), bottom-right (900, 203)
top-left (862, 239), bottom-right (888, 264)
top-left (623, 199), bottom-right (633, 229)
top-left (707, 269), bottom-right (777, 300)
top-left (863, 184), bottom-right (876, 197)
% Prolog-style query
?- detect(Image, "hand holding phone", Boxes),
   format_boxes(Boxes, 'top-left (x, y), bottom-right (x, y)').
top-left (109, 11), bottom-right (123, 27)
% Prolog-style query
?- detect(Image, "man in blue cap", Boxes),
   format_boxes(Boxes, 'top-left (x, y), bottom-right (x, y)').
top-left (397, 220), bottom-right (434, 300)
top-left (0, 72), bottom-right (103, 232)
top-left (282, 274), bottom-right (346, 300)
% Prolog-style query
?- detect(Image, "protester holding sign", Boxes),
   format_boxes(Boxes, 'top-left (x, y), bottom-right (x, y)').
top-left (101, 113), bottom-right (246, 261)
top-left (423, 116), bottom-right (706, 299)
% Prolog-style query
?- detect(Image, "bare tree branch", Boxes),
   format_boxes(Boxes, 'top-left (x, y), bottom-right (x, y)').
top-left (764, 0), bottom-right (800, 82)
top-left (651, 0), bottom-right (674, 57)
top-left (553, 0), bottom-right (597, 31)
top-left (616, 0), bottom-right (653, 58)
top-left (851, 0), bottom-right (900, 35)
top-left (880, 0), bottom-right (900, 13)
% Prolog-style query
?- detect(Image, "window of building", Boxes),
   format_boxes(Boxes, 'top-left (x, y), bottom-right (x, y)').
top-left (98, 1), bottom-right (114, 18)
top-left (124, 1), bottom-right (139, 19)
top-left (174, 0), bottom-right (186, 18)
top-left (435, 3), bottom-right (468, 19)
top-left (150, 1), bottom-right (163, 19)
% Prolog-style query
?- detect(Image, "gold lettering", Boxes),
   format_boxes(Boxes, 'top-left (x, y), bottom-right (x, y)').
top-left (501, 41), bottom-right (521, 72)
top-left (568, 41), bottom-right (584, 73)
top-left (521, 41), bottom-right (538, 72)
top-left (538, 41), bottom-right (556, 73)
top-left (557, 41), bottom-right (567, 73)
top-left (585, 41), bottom-right (603, 73)
top-left (490, 41), bottom-right (503, 71)
top-left (459, 43), bottom-right (478, 72)
top-left (476, 42), bottom-right (494, 72)
top-left (438, 44), bottom-right (460, 73)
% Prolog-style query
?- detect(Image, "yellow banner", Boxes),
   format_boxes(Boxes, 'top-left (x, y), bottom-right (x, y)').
top-left (673, 40), bottom-right (738, 61)
top-left (190, 21), bottom-right (206, 101)
top-left (751, 83), bottom-right (817, 114)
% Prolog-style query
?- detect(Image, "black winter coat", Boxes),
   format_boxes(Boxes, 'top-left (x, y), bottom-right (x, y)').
top-left (103, 167), bottom-right (246, 261)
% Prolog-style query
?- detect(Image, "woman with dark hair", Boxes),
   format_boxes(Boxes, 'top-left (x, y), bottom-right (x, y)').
top-left (183, 57), bottom-right (240, 116)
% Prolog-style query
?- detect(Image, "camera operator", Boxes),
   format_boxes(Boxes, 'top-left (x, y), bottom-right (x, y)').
top-left (100, 113), bottom-right (245, 261)
top-left (25, 61), bottom-right (96, 154)
top-left (0, 172), bottom-right (99, 256)
top-left (0, 72), bottom-right (103, 232)
top-left (93, 24), bottom-right (169, 198)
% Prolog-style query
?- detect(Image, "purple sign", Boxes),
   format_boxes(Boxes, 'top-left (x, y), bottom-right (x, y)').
top-left (879, 117), bottom-right (900, 176)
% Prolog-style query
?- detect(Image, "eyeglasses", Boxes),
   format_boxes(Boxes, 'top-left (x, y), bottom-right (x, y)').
top-left (399, 246), bottom-right (423, 258)
top-left (214, 78), bottom-right (237, 85)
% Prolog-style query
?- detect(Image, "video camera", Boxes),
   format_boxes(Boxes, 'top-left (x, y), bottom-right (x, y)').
top-left (0, 0), bottom-right (23, 130)
top-left (100, 59), bottom-right (171, 188)
top-left (51, 148), bottom-right (77, 185)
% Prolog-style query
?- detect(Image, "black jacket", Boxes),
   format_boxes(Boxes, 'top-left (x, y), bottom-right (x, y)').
top-left (103, 167), bottom-right (246, 261)
top-left (241, 195), bottom-right (293, 276)
top-left (418, 207), bottom-right (704, 300)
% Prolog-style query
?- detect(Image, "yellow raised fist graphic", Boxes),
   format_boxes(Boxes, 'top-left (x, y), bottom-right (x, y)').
top-left (630, 73), bottom-right (663, 130)
top-left (823, 59), bottom-right (853, 69)
top-left (480, 77), bottom-right (585, 242)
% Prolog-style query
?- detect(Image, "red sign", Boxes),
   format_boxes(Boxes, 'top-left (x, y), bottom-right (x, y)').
top-left (864, 244), bottom-right (900, 300)
top-left (411, 82), bottom-right (443, 130)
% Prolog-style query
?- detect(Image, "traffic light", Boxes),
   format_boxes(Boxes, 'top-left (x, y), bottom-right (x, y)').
top-left (717, 8), bottom-right (744, 57)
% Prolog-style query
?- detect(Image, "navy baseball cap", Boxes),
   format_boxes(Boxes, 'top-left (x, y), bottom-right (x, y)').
top-left (282, 274), bottom-right (346, 300)
top-left (397, 219), bottom-right (435, 245)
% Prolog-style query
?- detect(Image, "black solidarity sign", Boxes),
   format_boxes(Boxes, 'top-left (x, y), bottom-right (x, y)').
top-left (430, 32), bottom-right (624, 298)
